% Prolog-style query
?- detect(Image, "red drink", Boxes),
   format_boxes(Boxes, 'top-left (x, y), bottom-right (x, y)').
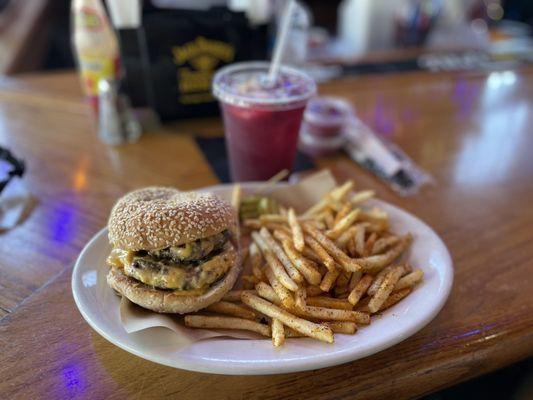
top-left (213, 62), bottom-right (316, 182)
top-left (302, 96), bottom-right (352, 138)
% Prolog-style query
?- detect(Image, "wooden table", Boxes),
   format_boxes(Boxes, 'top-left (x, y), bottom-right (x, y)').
top-left (0, 68), bottom-right (532, 399)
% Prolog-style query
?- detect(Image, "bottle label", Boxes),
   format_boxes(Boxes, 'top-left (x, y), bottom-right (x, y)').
top-left (78, 56), bottom-right (117, 96)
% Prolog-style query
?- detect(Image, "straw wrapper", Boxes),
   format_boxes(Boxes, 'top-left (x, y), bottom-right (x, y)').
top-left (119, 170), bottom-right (337, 348)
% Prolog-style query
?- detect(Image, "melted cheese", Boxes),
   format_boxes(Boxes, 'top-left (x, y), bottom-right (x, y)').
top-left (171, 242), bottom-right (193, 258)
top-left (107, 249), bottom-right (135, 268)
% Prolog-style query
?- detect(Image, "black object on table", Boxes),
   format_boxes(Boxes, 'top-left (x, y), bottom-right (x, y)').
top-left (195, 136), bottom-right (315, 183)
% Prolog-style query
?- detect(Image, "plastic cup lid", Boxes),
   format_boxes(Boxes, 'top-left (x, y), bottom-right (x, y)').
top-left (212, 61), bottom-right (317, 110)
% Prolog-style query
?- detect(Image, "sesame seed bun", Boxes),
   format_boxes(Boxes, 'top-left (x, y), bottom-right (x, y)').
top-left (107, 242), bottom-right (242, 313)
top-left (108, 187), bottom-right (235, 251)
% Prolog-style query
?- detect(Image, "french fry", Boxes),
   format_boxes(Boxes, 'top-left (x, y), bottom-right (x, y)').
top-left (272, 227), bottom-right (292, 243)
top-left (372, 235), bottom-right (400, 255)
top-left (259, 214), bottom-right (288, 224)
top-left (324, 210), bottom-right (335, 229)
top-left (288, 208), bottom-right (305, 251)
top-left (223, 290), bottom-right (256, 302)
top-left (304, 234), bottom-right (336, 271)
top-left (348, 274), bottom-right (374, 306)
top-left (380, 288), bottom-right (412, 311)
top-left (295, 287), bottom-right (307, 310)
top-left (354, 224), bottom-right (366, 256)
top-left (296, 306), bottom-right (370, 325)
top-left (306, 220), bottom-right (326, 230)
top-left (262, 264), bottom-right (295, 308)
top-left (271, 319), bottom-right (285, 347)
top-left (231, 184), bottom-right (242, 211)
top-left (359, 209), bottom-right (389, 231)
top-left (326, 209), bottom-right (360, 239)
top-left (285, 327), bottom-right (305, 338)
top-left (355, 234), bottom-right (413, 274)
top-left (281, 239), bottom-right (322, 285)
top-left (394, 269), bottom-right (424, 291)
top-left (259, 228), bottom-right (304, 284)
top-left (303, 223), bottom-right (362, 272)
top-left (307, 296), bottom-right (353, 310)
top-left (255, 282), bottom-right (281, 305)
top-left (368, 264), bottom-right (412, 295)
top-left (333, 202), bottom-right (352, 226)
top-left (306, 285), bottom-right (323, 297)
top-left (320, 267), bottom-right (341, 292)
top-left (364, 232), bottom-right (378, 256)
top-left (335, 226), bottom-right (358, 249)
top-left (301, 242), bottom-right (327, 265)
top-left (350, 190), bottom-right (374, 205)
top-left (252, 231), bottom-right (299, 291)
top-left (184, 315), bottom-right (271, 337)
top-left (330, 181), bottom-right (355, 202)
top-left (241, 293), bottom-right (334, 343)
top-left (368, 266), bottom-right (405, 313)
top-left (262, 222), bottom-right (289, 232)
top-left (348, 271), bottom-right (362, 291)
top-left (206, 301), bottom-right (257, 320)
top-left (367, 265), bottom-right (395, 296)
top-left (325, 321), bottom-right (358, 334)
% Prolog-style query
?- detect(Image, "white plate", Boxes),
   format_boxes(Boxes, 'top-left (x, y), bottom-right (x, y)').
top-left (72, 183), bottom-right (453, 375)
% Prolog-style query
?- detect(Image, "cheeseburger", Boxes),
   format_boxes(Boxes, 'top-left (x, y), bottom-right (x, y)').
top-left (106, 187), bottom-right (241, 314)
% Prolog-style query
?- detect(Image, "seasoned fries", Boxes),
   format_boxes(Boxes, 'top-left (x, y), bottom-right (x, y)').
top-left (368, 266), bottom-right (405, 313)
top-left (242, 292), bottom-right (334, 343)
top-left (288, 208), bottom-right (305, 251)
top-left (303, 223), bottom-right (362, 272)
top-left (252, 231), bottom-right (298, 292)
top-left (186, 180), bottom-right (424, 347)
top-left (271, 318), bottom-right (285, 347)
top-left (206, 301), bottom-right (257, 320)
top-left (222, 290), bottom-right (256, 302)
top-left (184, 315), bottom-right (271, 337)
top-left (259, 228), bottom-right (304, 284)
top-left (281, 239), bottom-right (322, 285)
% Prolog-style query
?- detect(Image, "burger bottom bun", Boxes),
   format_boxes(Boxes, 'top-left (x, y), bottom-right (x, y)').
top-left (107, 243), bottom-right (241, 314)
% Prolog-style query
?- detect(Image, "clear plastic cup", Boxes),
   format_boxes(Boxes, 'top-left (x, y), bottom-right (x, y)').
top-left (213, 61), bottom-right (316, 182)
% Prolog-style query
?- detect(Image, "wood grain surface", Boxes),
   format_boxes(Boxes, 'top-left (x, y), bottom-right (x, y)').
top-left (0, 68), bottom-right (532, 399)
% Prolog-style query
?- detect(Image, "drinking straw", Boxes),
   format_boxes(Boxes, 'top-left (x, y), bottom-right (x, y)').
top-left (267, 0), bottom-right (296, 86)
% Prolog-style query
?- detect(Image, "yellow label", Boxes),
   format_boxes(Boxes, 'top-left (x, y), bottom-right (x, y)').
top-left (78, 56), bottom-right (116, 96)
top-left (171, 36), bottom-right (235, 105)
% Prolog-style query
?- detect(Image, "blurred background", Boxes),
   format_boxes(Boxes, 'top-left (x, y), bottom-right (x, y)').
top-left (1, 0), bottom-right (532, 76)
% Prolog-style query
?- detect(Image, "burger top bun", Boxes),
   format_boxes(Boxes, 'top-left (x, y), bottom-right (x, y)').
top-left (108, 187), bottom-right (235, 251)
